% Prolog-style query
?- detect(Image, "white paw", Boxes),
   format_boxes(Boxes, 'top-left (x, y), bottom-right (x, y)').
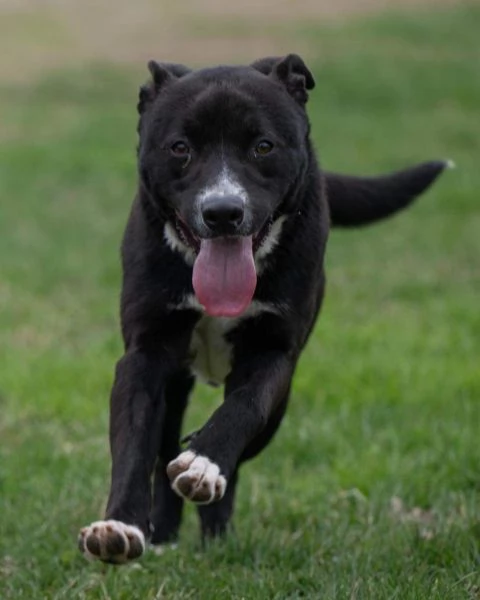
top-left (167, 450), bottom-right (227, 504)
top-left (78, 519), bottom-right (145, 564)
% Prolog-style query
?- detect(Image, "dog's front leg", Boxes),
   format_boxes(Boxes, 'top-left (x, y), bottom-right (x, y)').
top-left (78, 348), bottom-right (174, 564)
top-left (167, 350), bottom-right (294, 504)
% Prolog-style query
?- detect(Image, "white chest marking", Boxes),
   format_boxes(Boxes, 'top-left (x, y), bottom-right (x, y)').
top-left (190, 314), bottom-right (234, 385)
top-left (175, 296), bottom-right (280, 386)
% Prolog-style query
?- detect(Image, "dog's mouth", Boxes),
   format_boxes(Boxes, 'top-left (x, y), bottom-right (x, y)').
top-left (174, 214), bottom-right (273, 255)
top-left (174, 214), bottom-right (274, 318)
top-left (174, 216), bottom-right (201, 254)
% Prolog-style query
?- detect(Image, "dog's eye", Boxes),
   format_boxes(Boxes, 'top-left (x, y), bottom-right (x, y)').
top-left (170, 141), bottom-right (191, 168)
top-left (171, 141), bottom-right (190, 157)
top-left (254, 140), bottom-right (274, 156)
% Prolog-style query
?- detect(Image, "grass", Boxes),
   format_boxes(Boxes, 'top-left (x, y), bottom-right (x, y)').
top-left (1, 4), bottom-right (479, 599)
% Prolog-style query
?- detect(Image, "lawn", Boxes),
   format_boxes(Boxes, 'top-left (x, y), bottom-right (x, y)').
top-left (0, 4), bottom-right (479, 599)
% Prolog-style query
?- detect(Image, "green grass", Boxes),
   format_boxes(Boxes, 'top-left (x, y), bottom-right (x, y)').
top-left (1, 5), bottom-right (479, 599)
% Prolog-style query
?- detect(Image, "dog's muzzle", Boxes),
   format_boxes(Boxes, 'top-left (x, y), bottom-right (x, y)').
top-left (201, 194), bottom-right (245, 236)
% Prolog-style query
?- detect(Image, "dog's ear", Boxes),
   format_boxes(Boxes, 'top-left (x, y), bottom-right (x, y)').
top-left (251, 54), bottom-right (315, 105)
top-left (137, 61), bottom-right (191, 114)
top-left (250, 56), bottom-right (281, 76)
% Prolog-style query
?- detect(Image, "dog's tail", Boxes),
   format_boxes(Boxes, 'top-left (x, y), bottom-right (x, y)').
top-left (325, 160), bottom-right (452, 227)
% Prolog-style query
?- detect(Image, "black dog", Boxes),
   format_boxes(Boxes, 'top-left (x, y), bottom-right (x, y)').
top-left (78, 55), bottom-right (447, 564)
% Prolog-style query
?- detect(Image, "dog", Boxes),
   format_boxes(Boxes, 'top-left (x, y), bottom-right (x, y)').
top-left (77, 55), bottom-right (447, 564)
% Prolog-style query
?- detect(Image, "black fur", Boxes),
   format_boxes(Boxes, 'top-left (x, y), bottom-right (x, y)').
top-left (82, 56), bottom-right (447, 558)
top-left (326, 161), bottom-right (448, 227)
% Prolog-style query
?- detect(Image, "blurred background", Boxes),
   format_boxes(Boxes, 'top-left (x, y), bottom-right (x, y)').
top-left (1, 1), bottom-right (479, 598)
top-left (0, 0), bottom-right (462, 80)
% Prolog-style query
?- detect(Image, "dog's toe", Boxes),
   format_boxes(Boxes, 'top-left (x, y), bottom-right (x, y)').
top-left (167, 451), bottom-right (226, 504)
top-left (78, 520), bottom-right (145, 564)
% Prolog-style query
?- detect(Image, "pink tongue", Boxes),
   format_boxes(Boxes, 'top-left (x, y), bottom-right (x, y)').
top-left (192, 236), bottom-right (257, 317)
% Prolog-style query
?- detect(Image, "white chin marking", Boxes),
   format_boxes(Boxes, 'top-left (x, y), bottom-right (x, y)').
top-left (78, 519), bottom-right (145, 564)
top-left (167, 450), bottom-right (227, 505)
top-left (164, 222), bottom-right (195, 265)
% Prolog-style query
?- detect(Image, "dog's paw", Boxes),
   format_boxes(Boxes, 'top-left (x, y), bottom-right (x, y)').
top-left (78, 520), bottom-right (145, 564)
top-left (167, 450), bottom-right (227, 504)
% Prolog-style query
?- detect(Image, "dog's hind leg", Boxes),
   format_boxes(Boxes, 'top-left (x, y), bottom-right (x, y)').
top-left (151, 370), bottom-right (194, 546)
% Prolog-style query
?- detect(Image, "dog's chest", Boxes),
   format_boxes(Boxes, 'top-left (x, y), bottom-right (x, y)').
top-left (184, 299), bottom-right (279, 386)
top-left (189, 315), bottom-right (235, 385)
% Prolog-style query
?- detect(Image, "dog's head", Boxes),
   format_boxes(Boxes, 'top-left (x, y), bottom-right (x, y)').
top-left (137, 55), bottom-right (315, 317)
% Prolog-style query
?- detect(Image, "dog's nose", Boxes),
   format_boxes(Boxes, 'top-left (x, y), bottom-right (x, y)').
top-left (201, 195), bottom-right (245, 234)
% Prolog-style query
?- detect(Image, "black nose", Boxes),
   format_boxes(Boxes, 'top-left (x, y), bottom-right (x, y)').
top-left (201, 195), bottom-right (245, 234)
